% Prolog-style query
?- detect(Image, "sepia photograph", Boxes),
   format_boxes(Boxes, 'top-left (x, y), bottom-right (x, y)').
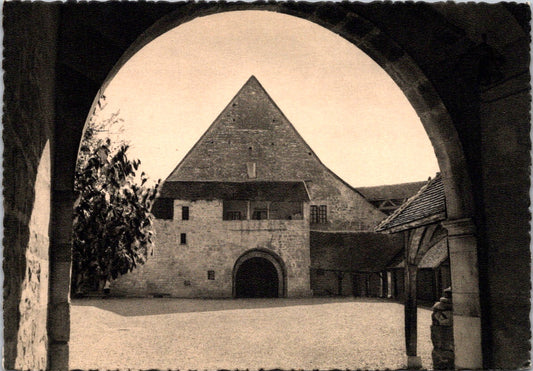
top-left (2, 1), bottom-right (531, 370)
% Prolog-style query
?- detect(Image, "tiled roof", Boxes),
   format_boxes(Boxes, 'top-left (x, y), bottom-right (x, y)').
top-left (418, 237), bottom-right (449, 269)
top-left (357, 181), bottom-right (427, 201)
top-left (165, 75), bottom-right (334, 184)
top-left (158, 76), bottom-right (383, 225)
top-left (158, 181), bottom-right (310, 201)
top-left (375, 173), bottom-right (446, 233)
top-left (310, 231), bottom-right (404, 272)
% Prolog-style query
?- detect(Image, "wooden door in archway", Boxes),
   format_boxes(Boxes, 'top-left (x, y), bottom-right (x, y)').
top-left (235, 257), bottom-right (279, 298)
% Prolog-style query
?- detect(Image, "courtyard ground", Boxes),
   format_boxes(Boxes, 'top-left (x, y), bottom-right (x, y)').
top-left (70, 297), bottom-right (433, 370)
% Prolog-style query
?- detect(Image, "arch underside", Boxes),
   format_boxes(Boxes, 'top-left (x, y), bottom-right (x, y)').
top-left (60, 6), bottom-right (479, 368)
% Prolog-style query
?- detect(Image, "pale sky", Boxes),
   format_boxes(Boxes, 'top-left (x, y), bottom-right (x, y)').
top-left (99, 10), bottom-right (439, 187)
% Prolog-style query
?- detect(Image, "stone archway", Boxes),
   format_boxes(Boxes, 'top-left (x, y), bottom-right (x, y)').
top-left (5, 4), bottom-right (527, 370)
top-left (72, 10), bottom-right (481, 367)
top-left (233, 249), bottom-right (287, 299)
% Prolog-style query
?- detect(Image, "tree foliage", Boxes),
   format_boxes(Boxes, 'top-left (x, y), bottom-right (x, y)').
top-left (72, 100), bottom-right (160, 294)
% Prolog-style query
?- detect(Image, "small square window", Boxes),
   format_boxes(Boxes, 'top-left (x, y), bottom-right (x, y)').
top-left (207, 270), bottom-right (215, 280)
top-left (310, 205), bottom-right (318, 223)
top-left (319, 205), bottom-right (327, 223)
top-left (182, 206), bottom-right (189, 220)
top-left (311, 205), bottom-right (327, 224)
top-left (180, 233), bottom-right (187, 245)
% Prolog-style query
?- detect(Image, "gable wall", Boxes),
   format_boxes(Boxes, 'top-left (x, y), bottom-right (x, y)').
top-left (168, 78), bottom-right (385, 231)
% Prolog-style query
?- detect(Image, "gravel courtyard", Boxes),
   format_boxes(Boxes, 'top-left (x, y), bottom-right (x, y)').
top-left (70, 297), bottom-right (433, 370)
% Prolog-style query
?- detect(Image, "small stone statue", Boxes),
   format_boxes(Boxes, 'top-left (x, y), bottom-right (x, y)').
top-left (431, 287), bottom-right (454, 369)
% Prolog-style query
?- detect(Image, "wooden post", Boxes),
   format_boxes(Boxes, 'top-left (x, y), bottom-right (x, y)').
top-left (405, 228), bottom-right (422, 369)
top-left (381, 272), bottom-right (387, 298)
top-left (405, 265), bottom-right (417, 353)
top-left (337, 271), bottom-right (344, 296)
top-left (405, 264), bottom-right (421, 368)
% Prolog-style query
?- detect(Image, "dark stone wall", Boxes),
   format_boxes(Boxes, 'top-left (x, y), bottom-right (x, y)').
top-left (479, 65), bottom-right (531, 368)
top-left (2, 3), bottom-right (59, 369)
top-left (310, 231), bottom-right (403, 296)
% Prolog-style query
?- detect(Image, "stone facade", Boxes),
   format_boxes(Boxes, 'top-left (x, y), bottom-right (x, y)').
top-left (112, 199), bottom-right (312, 297)
top-left (113, 77), bottom-right (383, 298)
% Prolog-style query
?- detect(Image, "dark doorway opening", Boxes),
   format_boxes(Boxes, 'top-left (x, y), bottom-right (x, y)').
top-left (235, 257), bottom-right (279, 298)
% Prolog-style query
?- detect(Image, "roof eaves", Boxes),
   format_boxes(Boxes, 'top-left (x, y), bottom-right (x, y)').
top-left (375, 173), bottom-right (443, 233)
top-left (377, 212), bottom-right (446, 234)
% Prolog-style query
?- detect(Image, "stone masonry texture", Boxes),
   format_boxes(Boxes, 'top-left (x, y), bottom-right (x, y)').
top-left (167, 76), bottom-right (386, 231)
top-left (2, 4), bottom-right (58, 369)
top-left (112, 200), bottom-right (312, 297)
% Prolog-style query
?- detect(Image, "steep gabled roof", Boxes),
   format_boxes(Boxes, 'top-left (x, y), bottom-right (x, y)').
top-left (163, 76), bottom-right (365, 197)
top-left (375, 173), bottom-right (446, 233)
top-left (158, 76), bottom-right (386, 229)
top-left (167, 75), bottom-right (324, 182)
top-left (357, 181), bottom-right (428, 201)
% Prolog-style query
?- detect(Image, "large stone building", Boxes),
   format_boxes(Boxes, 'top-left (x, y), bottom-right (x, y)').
top-left (111, 76), bottom-right (387, 298)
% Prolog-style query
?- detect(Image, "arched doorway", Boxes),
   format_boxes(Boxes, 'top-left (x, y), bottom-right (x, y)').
top-left (233, 249), bottom-right (287, 298)
top-left (235, 257), bottom-right (279, 298)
